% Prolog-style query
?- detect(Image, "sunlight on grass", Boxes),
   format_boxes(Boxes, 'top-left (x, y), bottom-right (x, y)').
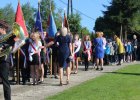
top-left (47, 64), bottom-right (140, 100)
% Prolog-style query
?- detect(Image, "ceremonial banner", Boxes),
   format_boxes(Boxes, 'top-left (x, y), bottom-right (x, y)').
top-left (47, 12), bottom-right (57, 38)
top-left (15, 2), bottom-right (28, 38)
top-left (35, 2), bottom-right (44, 40)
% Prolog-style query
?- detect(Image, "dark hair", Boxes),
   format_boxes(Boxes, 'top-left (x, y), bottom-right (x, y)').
top-left (0, 20), bottom-right (9, 29)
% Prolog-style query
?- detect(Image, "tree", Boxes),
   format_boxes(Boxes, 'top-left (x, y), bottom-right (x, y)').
top-left (68, 13), bottom-right (82, 34)
top-left (0, 4), bottom-right (15, 26)
top-left (22, 2), bottom-right (36, 32)
top-left (40, 0), bottom-right (56, 29)
top-left (94, 0), bottom-right (140, 39)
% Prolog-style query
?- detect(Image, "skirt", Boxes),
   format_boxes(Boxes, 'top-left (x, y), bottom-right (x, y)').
top-left (30, 54), bottom-right (40, 65)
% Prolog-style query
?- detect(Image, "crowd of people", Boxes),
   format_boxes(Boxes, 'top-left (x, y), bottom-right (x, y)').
top-left (0, 20), bottom-right (139, 100)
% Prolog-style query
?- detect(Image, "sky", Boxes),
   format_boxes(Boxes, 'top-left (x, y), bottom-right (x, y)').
top-left (0, 0), bottom-right (111, 32)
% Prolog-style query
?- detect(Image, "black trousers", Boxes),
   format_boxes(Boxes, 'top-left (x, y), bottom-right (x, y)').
top-left (0, 61), bottom-right (11, 100)
top-left (132, 48), bottom-right (137, 61)
top-left (84, 53), bottom-right (89, 70)
top-left (118, 53), bottom-right (123, 64)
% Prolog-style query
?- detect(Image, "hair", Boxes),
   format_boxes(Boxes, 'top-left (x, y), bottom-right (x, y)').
top-left (74, 34), bottom-right (79, 40)
top-left (60, 27), bottom-right (68, 36)
top-left (84, 35), bottom-right (90, 41)
top-left (0, 20), bottom-right (9, 29)
top-left (133, 35), bottom-right (137, 39)
top-left (30, 32), bottom-right (40, 41)
top-left (96, 32), bottom-right (102, 37)
top-left (114, 35), bottom-right (118, 39)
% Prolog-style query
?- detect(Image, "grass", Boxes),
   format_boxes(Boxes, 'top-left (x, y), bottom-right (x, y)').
top-left (47, 64), bottom-right (140, 100)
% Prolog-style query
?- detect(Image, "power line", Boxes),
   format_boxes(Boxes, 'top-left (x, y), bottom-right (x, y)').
top-left (58, 0), bottom-right (95, 21)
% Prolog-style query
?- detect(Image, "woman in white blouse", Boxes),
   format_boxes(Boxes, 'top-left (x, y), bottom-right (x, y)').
top-left (28, 32), bottom-right (42, 85)
top-left (73, 34), bottom-right (81, 74)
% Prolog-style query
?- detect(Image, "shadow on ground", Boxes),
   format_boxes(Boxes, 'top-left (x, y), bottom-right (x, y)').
top-left (105, 72), bottom-right (140, 76)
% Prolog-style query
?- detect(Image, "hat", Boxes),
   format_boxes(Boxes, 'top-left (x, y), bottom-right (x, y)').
top-left (0, 20), bottom-right (10, 29)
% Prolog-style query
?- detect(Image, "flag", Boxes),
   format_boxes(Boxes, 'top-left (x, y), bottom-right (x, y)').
top-left (35, 2), bottom-right (44, 40)
top-left (47, 12), bottom-right (57, 38)
top-left (15, 1), bottom-right (28, 38)
top-left (63, 12), bottom-right (69, 29)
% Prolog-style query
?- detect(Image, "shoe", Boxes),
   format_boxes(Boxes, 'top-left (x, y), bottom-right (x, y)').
top-left (74, 71), bottom-right (78, 74)
top-left (96, 67), bottom-right (99, 70)
top-left (100, 67), bottom-right (103, 71)
top-left (117, 63), bottom-right (121, 66)
top-left (66, 80), bottom-right (69, 85)
top-left (54, 75), bottom-right (59, 79)
top-left (59, 81), bottom-right (63, 86)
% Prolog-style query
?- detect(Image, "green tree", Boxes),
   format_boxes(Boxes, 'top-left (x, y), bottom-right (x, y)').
top-left (94, 0), bottom-right (140, 39)
top-left (0, 4), bottom-right (15, 26)
top-left (40, 0), bottom-right (55, 29)
top-left (68, 13), bottom-right (82, 34)
top-left (22, 2), bottom-right (36, 32)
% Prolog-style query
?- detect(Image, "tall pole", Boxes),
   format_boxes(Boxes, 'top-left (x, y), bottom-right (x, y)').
top-left (71, 0), bottom-right (73, 15)
top-left (67, 0), bottom-right (70, 17)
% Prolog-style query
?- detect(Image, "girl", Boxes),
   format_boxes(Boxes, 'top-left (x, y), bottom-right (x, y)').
top-left (83, 35), bottom-right (92, 71)
top-left (73, 34), bottom-right (81, 74)
top-left (28, 32), bottom-right (42, 85)
top-left (126, 40), bottom-right (132, 62)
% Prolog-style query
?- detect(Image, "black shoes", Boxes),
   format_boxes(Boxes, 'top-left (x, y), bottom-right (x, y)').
top-left (96, 67), bottom-right (103, 71)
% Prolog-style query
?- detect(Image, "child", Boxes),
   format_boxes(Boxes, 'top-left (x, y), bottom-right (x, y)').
top-left (73, 34), bottom-right (81, 74)
top-left (126, 40), bottom-right (132, 62)
top-left (83, 35), bottom-right (92, 71)
top-left (28, 32), bottom-right (42, 85)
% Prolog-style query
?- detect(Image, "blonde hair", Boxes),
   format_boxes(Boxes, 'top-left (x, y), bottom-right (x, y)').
top-left (61, 27), bottom-right (68, 36)
top-left (31, 32), bottom-right (40, 41)
top-left (96, 32), bottom-right (102, 37)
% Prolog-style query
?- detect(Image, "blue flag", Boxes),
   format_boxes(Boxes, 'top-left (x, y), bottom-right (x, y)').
top-left (48, 12), bottom-right (57, 38)
top-left (35, 3), bottom-right (44, 40)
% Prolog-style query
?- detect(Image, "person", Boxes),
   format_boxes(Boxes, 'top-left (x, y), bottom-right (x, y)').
top-left (94, 32), bottom-right (104, 70)
top-left (112, 41), bottom-right (118, 64)
top-left (126, 40), bottom-right (132, 62)
top-left (104, 40), bottom-right (111, 65)
top-left (39, 38), bottom-right (46, 83)
top-left (73, 34), bottom-right (81, 74)
top-left (55, 27), bottom-right (73, 86)
top-left (83, 35), bottom-right (92, 71)
top-left (132, 35), bottom-right (138, 62)
top-left (28, 32), bottom-right (42, 85)
top-left (0, 20), bottom-right (15, 100)
top-left (100, 32), bottom-right (107, 51)
top-left (109, 41), bottom-right (115, 64)
top-left (114, 35), bottom-right (125, 65)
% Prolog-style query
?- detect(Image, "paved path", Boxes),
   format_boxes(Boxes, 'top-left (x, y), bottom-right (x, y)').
top-left (0, 62), bottom-right (140, 100)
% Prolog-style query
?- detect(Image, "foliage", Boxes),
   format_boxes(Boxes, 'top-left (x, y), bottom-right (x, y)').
top-left (0, 4), bottom-right (15, 26)
top-left (94, 0), bottom-right (140, 38)
top-left (68, 13), bottom-right (82, 34)
top-left (40, 0), bottom-right (55, 29)
top-left (22, 2), bottom-right (36, 32)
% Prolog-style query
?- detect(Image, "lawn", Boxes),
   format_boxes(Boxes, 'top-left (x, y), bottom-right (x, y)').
top-left (47, 64), bottom-right (140, 100)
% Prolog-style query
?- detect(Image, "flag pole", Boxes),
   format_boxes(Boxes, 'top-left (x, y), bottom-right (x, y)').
top-left (16, 0), bottom-right (20, 85)
top-left (50, 0), bottom-right (53, 78)
top-left (17, 49), bottom-right (20, 84)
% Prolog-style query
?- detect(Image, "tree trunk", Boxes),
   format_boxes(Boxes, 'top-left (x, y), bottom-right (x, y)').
top-left (120, 24), bottom-right (123, 40)
top-left (124, 26), bottom-right (127, 40)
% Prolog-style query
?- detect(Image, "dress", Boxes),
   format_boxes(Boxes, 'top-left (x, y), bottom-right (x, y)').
top-left (56, 35), bottom-right (71, 68)
top-left (94, 37), bottom-right (104, 59)
top-left (74, 40), bottom-right (81, 59)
